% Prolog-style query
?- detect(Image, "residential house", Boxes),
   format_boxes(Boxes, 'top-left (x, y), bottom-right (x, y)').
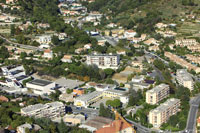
top-left (43, 49), bottom-right (53, 59)
top-left (61, 55), bottom-right (72, 63)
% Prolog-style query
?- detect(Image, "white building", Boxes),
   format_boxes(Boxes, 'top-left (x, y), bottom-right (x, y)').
top-left (37, 35), bottom-right (52, 44)
top-left (86, 54), bottom-right (120, 69)
top-left (132, 75), bottom-right (144, 83)
top-left (43, 49), bottom-right (53, 59)
top-left (26, 79), bottom-right (55, 95)
top-left (124, 30), bottom-right (137, 38)
top-left (74, 91), bottom-right (102, 108)
top-left (61, 55), bottom-right (72, 63)
top-left (1, 65), bottom-right (30, 88)
top-left (21, 102), bottom-right (65, 119)
top-left (149, 98), bottom-right (180, 128)
top-left (176, 69), bottom-right (194, 91)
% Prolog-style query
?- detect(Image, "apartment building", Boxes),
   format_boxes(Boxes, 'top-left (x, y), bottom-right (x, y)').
top-left (149, 98), bottom-right (180, 128)
top-left (165, 52), bottom-right (200, 73)
top-left (175, 39), bottom-right (198, 47)
top-left (86, 54), bottom-right (120, 69)
top-left (186, 54), bottom-right (200, 64)
top-left (146, 84), bottom-right (169, 105)
top-left (21, 102), bottom-right (65, 119)
top-left (176, 69), bottom-right (194, 91)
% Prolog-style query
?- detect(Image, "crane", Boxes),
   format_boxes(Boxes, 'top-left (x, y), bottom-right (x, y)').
top-left (112, 108), bottom-right (136, 133)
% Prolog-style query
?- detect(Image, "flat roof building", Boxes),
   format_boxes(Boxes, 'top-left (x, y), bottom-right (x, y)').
top-left (21, 102), bottom-right (65, 119)
top-left (146, 84), bottom-right (169, 105)
top-left (74, 91), bottom-right (102, 108)
top-left (86, 54), bottom-right (120, 69)
top-left (149, 98), bottom-right (180, 128)
top-left (176, 69), bottom-right (194, 91)
top-left (63, 114), bottom-right (85, 125)
top-left (79, 116), bottom-right (113, 132)
top-left (26, 79), bottom-right (55, 95)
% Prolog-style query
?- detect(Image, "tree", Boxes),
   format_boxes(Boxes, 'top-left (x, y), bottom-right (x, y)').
top-left (20, 52), bottom-right (27, 59)
top-left (104, 68), bottom-right (115, 77)
top-left (11, 24), bottom-right (16, 36)
top-left (153, 59), bottom-right (165, 70)
top-left (52, 35), bottom-right (60, 45)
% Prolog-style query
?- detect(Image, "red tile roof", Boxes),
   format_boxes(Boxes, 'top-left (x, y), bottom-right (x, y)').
top-left (96, 120), bottom-right (132, 133)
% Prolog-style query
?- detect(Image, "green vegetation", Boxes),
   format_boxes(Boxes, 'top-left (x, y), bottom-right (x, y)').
top-left (106, 99), bottom-right (121, 108)
top-left (99, 103), bottom-right (114, 119)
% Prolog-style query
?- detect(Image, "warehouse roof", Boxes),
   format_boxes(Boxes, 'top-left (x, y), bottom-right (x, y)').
top-left (28, 79), bottom-right (53, 86)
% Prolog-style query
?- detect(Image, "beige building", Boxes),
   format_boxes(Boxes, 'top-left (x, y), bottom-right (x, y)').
top-left (63, 114), bottom-right (85, 125)
top-left (176, 69), bottom-right (194, 91)
top-left (175, 39), bottom-right (198, 47)
top-left (149, 98), bottom-right (180, 128)
top-left (146, 84), bottom-right (169, 105)
top-left (165, 52), bottom-right (200, 73)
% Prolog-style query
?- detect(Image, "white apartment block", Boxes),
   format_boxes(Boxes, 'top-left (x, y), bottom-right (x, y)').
top-left (86, 54), bottom-right (120, 69)
top-left (21, 102), bottom-right (65, 119)
top-left (176, 69), bottom-right (194, 91)
top-left (149, 98), bottom-right (180, 128)
top-left (146, 84), bottom-right (169, 105)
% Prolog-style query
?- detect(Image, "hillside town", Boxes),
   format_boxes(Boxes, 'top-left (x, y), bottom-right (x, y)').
top-left (0, 0), bottom-right (199, 133)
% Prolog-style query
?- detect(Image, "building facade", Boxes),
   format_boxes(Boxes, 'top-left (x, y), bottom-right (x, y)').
top-left (149, 98), bottom-right (180, 128)
top-left (146, 84), bottom-right (169, 105)
top-left (176, 69), bottom-right (194, 91)
top-left (86, 54), bottom-right (120, 69)
top-left (26, 79), bottom-right (55, 95)
top-left (21, 102), bottom-right (65, 119)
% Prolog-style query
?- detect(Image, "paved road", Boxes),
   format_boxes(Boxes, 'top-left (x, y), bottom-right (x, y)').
top-left (0, 34), bottom-right (42, 51)
top-left (185, 95), bottom-right (200, 133)
top-left (104, 36), bottom-right (118, 46)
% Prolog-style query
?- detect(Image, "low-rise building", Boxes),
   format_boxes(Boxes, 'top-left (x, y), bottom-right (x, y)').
top-left (59, 93), bottom-right (74, 103)
top-left (63, 114), bottom-right (85, 125)
top-left (73, 88), bottom-right (84, 95)
top-left (165, 52), bottom-right (200, 73)
top-left (175, 39), bottom-right (198, 47)
top-left (61, 55), bottom-right (72, 63)
top-left (176, 69), bottom-right (194, 91)
top-left (146, 84), bottom-right (169, 105)
top-left (26, 79), bottom-right (56, 95)
top-left (21, 102), bottom-right (65, 119)
top-left (124, 30), bottom-right (137, 38)
top-left (79, 116), bottom-right (113, 132)
top-left (74, 91), bottom-right (102, 108)
top-left (1, 65), bottom-right (29, 88)
top-left (37, 35), bottom-right (51, 44)
top-left (96, 120), bottom-right (134, 133)
top-left (43, 49), bottom-right (53, 59)
top-left (86, 54), bottom-right (120, 69)
top-left (17, 123), bottom-right (41, 133)
top-left (149, 98), bottom-right (180, 128)
top-left (144, 38), bottom-right (159, 45)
